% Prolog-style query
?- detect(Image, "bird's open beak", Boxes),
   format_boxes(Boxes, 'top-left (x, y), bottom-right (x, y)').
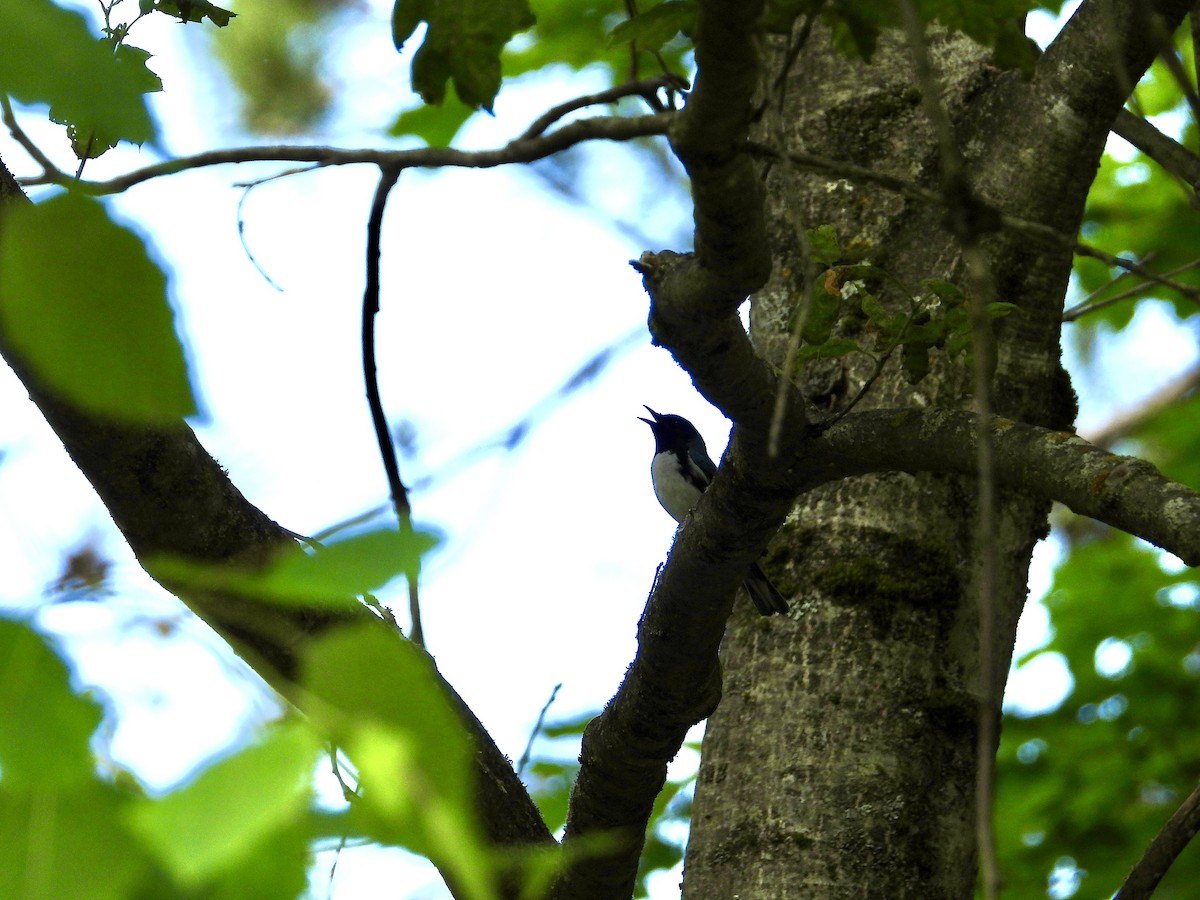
top-left (638, 405), bottom-right (660, 426)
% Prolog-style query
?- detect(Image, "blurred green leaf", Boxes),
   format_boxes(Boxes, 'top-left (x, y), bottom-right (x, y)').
top-left (816, 1), bottom-right (1037, 69)
top-left (0, 0), bottom-right (159, 150)
top-left (389, 86), bottom-right (477, 146)
top-left (0, 192), bottom-right (197, 423)
top-left (152, 0), bottom-right (237, 27)
top-left (303, 623), bottom-right (497, 895)
top-left (798, 287), bottom-right (842, 347)
top-left (807, 225), bottom-right (843, 267)
top-left (393, 0), bottom-right (535, 109)
top-left (609, 2), bottom-right (695, 51)
top-left (796, 338), bottom-right (860, 361)
top-left (151, 526), bottom-right (439, 608)
top-left (1128, 393), bottom-right (1200, 492)
top-left (128, 722), bottom-right (319, 886)
top-left (0, 619), bottom-right (104, 790)
top-left (922, 278), bottom-right (965, 304)
top-left (0, 781), bottom-right (154, 900)
top-left (987, 301), bottom-right (1021, 318)
top-left (997, 533), bottom-right (1200, 897)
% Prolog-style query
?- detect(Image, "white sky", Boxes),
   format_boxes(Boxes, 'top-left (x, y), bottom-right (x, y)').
top-left (1, 1), bottom-right (1196, 897)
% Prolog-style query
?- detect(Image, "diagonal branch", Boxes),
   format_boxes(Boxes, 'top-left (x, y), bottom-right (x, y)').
top-left (0, 157), bottom-right (554, 880)
top-left (1114, 777), bottom-right (1200, 899)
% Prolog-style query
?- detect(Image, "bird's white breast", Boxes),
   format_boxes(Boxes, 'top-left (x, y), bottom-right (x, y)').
top-left (651, 451), bottom-right (704, 523)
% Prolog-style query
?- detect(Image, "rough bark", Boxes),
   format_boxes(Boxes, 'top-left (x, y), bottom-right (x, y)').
top-left (681, 2), bottom-right (1194, 897)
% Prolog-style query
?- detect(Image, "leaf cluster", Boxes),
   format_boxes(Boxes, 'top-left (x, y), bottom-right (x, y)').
top-left (794, 225), bottom-right (1015, 385)
top-left (996, 533), bottom-right (1200, 898)
top-left (0, 524), bottom-right (570, 899)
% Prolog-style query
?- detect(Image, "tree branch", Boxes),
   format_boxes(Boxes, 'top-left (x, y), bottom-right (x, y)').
top-left (519, 75), bottom-right (688, 139)
top-left (553, 3), bottom-right (807, 897)
top-left (818, 408), bottom-right (1200, 565)
top-left (1113, 108), bottom-right (1200, 189)
top-left (1115, 777), bottom-right (1200, 899)
top-left (21, 114), bottom-right (671, 193)
top-left (0, 157), bottom-right (555, 881)
top-left (643, 0), bottom-right (806, 438)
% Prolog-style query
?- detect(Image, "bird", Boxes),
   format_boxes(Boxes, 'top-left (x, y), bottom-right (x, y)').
top-left (639, 406), bottom-right (789, 616)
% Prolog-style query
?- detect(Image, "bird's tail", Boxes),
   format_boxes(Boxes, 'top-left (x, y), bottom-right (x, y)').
top-left (743, 561), bottom-right (789, 616)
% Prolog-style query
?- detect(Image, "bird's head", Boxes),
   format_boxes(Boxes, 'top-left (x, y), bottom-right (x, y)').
top-left (639, 406), bottom-right (707, 455)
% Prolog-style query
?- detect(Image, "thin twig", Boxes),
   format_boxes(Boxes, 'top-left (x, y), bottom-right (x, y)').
top-left (1066, 240), bottom-right (1200, 300)
top-left (519, 76), bottom-right (688, 140)
top-left (1114, 778), bottom-right (1200, 899)
top-left (361, 165), bottom-right (424, 648)
top-left (762, 28), bottom-right (816, 456)
top-left (21, 113), bottom-right (672, 193)
top-left (0, 95), bottom-right (60, 177)
top-left (1065, 250), bottom-right (1161, 318)
top-left (233, 171), bottom-right (316, 292)
top-left (517, 683), bottom-right (562, 777)
top-left (898, 4), bottom-right (1000, 896)
top-left (1064, 255), bottom-right (1200, 321)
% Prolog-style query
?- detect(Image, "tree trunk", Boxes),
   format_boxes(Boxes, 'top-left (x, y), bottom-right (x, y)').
top-left (683, 26), bottom-right (1079, 897)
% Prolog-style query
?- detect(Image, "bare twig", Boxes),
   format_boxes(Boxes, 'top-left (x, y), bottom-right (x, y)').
top-left (232, 169), bottom-right (318, 292)
top-left (1115, 778), bottom-right (1200, 899)
top-left (360, 165), bottom-right (424, 648)
top-left (1, 95), bottom-right (59, 177)
top-left (517, 683), bottom-right (562, 777)
top-left (20, 113), bottom-right (673, 193)
top-left (1064, 255), bottom-right (1200, 321)
top-left (519, 76), bottom-right (688, 139)
top-left (762, 12), bottom-right (823, 457)
top-left (1067, 240), bottom-right (1200, 300)
top-left (1064, 250), bottom-right (1161, 319)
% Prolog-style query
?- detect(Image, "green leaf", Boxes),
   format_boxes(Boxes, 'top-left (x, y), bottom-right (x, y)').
top-left (56, 44), bottom-right (164, 160)
top-left (609, 2), bottom-right (696, 51)
top-left (389, 86), bottom-right (478, 147)
top-left (797, 286), bottom-right (841, 346)
top-left (151, 526), bottom-right (439, 608)
top-left (0, 0), bottom-right (159, 149)
top-left (303, 624), bottom-right (496, 894)
top-left (988, 301), bottom-right (1021, 318)
top-left (0, 192), bottom-right (197, 423)
top-left (806, 224), bottom-right (843, 267)
top-left (392, 0), bottom-right (535, 110)
top-left (151, 0), bottom-right (237, 27)
top-left (0, 619), bottom-right (104, 790)
top-left (797, 338), bottom-right (861, 361)
top-left (762, 0), bottom-right (825, 35)
top-left (0, 782), bottom-right (154, 900)
top-left (922, 278), bottom-right (965, 304)
top-left (127, 722), bottom-right (319, 886)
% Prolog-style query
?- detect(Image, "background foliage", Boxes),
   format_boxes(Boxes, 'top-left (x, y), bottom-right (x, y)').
top-left (1, 0), bottom-right (1199, 897)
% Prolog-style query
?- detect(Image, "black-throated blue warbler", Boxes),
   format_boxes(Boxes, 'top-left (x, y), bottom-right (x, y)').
top-left (639, 406), bottom-right (789, 616)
